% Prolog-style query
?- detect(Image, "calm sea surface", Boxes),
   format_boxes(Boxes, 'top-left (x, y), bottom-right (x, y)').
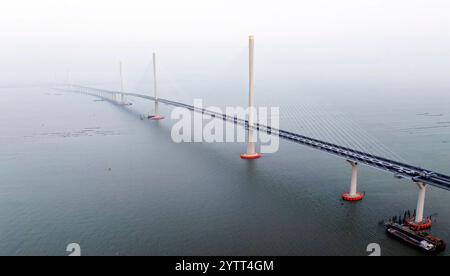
top-left (0, 83), bottom-right (449, 256)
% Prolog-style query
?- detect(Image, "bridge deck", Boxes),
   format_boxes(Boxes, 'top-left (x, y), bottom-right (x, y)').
top-left (57, 85), bottom-right (450, 191)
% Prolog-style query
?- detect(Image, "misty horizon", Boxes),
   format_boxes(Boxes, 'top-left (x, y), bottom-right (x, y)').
top-left (2, 0), bottom-right (450, 90)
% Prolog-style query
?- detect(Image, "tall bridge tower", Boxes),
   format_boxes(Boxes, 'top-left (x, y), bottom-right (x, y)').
top-left (241, 35), bottom-right (262, 160)
top-left (151, 52), bottom-right (164, 120)
top-left (119, 61), bottom-right (125, 104)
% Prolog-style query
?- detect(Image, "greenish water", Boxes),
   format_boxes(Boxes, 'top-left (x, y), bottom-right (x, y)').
top-left (0, 85), bottom-right (449, 256)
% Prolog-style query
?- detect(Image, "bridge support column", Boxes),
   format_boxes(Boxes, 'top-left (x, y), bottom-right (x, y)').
top-left (119, 61), bottom-right (126, 104)
top-left (342, 161), bottom-right (364, 201)
top-left (150, 52), bottom-right (164, 120)
top-left (405, 182), bottom-right (432, 230)
top-left (416, 182), bottom-right (427, 224)
top-left (241, 35), bottom-right (261, 160)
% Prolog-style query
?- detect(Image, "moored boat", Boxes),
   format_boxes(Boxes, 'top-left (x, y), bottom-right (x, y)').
top-left (385, 220), bottom-right (446, 253)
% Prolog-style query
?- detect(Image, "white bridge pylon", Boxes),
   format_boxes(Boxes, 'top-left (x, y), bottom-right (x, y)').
top-left (119, 61), bottom-right (125, 104)
top-left (415, 182), bottom-right (428, 223)
top-left (342, 160), bottom-right (365, 201)
top-left (150, 52), bottom-right (164, 120)
top-left (240, 35), bottom-right (261, 160)
top-left (403, 182), bottom-right (432, 230)
top-left (117, 61), bottom-right (132, 106)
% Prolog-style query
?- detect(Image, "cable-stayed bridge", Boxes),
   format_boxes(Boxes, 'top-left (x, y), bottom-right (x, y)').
top-left (56, 83), bottom-right (450, 190)
top-left (55, 36), bottom-right (449, 231)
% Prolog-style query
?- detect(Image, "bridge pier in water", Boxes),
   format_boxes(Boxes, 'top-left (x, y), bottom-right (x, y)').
top-left (342, 161), bottom-right (364, 201)
top-left (416, 183), bottom-right (427, 223)
top-left (241, 35), bottom-right (261, 160)
top-left (405, 182), bottom-right (432, 230)
top-left (119, 61), bottom-right (126, 105)
top-left (150, 52), bottom-right (164, 120)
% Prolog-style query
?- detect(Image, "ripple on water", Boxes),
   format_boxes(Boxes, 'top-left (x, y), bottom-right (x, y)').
top-left (25, 127), bottom-right (120, 139)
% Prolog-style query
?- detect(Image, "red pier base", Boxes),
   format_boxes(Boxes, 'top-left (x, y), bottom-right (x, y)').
top-left (149, 115), bottom-right (165, 120)
top-left (405, 218), bottom-right (433, 230)
top-left (240, 153), bottom-right (262, 160)
top-left (342, 192), bottom-right (365, 202)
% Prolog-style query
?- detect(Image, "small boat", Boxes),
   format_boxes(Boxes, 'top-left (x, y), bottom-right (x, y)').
top-left (385, 221), bottom-right (446, 253)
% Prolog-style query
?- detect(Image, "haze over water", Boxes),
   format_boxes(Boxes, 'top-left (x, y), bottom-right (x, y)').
top-left (1, 0), bottom-right (450, 256)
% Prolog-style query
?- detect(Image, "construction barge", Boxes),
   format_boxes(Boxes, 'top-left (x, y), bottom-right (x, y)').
top-left (385, 220), bottom-right (446, 253)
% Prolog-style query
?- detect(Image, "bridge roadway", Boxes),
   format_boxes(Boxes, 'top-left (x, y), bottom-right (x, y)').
top-left (57, 85), bottom-right (450, 191)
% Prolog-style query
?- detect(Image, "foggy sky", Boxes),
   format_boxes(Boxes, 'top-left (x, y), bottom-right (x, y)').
top-left (2, 0), bottom-right (450, 88)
